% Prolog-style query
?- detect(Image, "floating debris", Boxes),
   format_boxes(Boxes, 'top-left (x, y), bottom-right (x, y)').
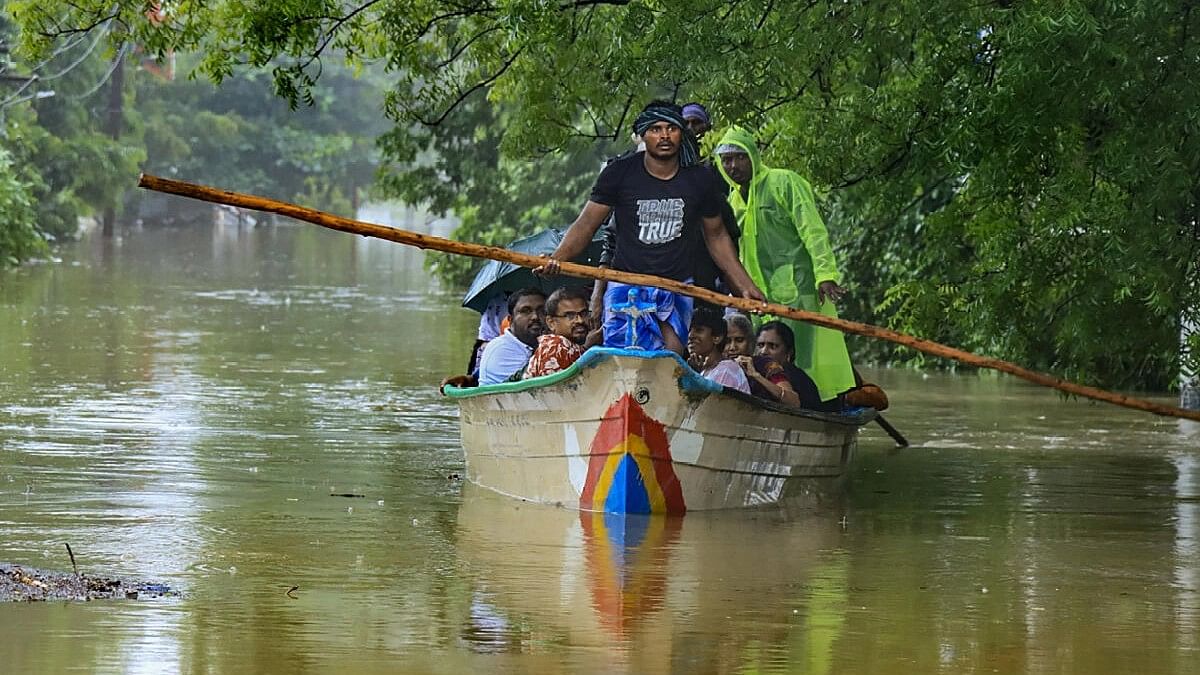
top-left (1, 564), bottom-right (177, 603)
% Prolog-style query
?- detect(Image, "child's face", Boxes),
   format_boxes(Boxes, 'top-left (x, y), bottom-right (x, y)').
top-left (688, 325), bottom-right (722, 358)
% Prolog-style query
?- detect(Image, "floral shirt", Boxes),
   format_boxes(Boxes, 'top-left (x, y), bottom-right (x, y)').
top-left (523, 334), bottom-right (585, 379)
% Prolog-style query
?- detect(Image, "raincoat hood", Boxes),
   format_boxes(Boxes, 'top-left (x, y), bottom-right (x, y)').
top-left (715, 126), bottom-right (767, 190)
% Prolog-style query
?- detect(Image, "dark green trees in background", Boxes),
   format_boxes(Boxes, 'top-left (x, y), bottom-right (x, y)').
top-left (0, 143), bottom-right (42, 264)
top-left (6, 1), bottom-right (1199, 390)
top-left (0, 15), bottom-right (141, 261)
top-left (375, 91), bottom-right (620, 286)
top-left (137, 57), bottom-right (387, 219)
top-left (0, 12), bottom-right (387, 264)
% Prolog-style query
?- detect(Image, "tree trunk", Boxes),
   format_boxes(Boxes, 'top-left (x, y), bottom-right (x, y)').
top-left (100, 51), bottom-right (126, 237)
top-left (1183, 313), bottom-right (1199, 410)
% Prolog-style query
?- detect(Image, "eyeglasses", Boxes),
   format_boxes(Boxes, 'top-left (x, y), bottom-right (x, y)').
top-left (549, 310), bottom-right (591, 322)
top-left (514, 306), bottom-right (544, 316)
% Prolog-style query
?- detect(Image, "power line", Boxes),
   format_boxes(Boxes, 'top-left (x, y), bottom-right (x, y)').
top-left (65, 42), bottom-right (129, 101)
top-left (38, 27), bottom-right (107, 82)
top-left (0, 72), bottom-right (39, 108)
top-left (0, 19), bottom-right (111, 109)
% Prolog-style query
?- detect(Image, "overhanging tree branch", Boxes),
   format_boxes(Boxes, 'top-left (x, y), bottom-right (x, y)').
top-left (36, 10), bottom-right (119, 40)
top-left (411, 47), bottom-right (523, 127)
top-left (562, 0), bottom-right (630, 7)
top-left (401, 4), bottom-right (500, 51)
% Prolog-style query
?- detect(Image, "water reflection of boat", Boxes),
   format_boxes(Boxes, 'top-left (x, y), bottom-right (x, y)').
top-left (455, 486), bottom-right (847, 671)
top-left (445, 348), bottom-right (872, 513)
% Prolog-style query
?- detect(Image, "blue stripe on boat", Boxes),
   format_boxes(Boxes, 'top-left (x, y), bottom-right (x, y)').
top-left (606, 453), bottom-right (653, 515)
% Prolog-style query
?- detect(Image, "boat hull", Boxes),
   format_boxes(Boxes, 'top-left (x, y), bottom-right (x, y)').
top-left (447, 348), bottom-right (871, 513)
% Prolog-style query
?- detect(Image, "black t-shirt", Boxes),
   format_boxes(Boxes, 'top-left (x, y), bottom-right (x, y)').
top-left (589, 152), bottom-right (723, 282)
top-left (692, 162), bottom-right (741, 293)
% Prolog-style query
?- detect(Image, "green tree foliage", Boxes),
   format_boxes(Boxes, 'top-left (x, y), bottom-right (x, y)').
top-left (137, 57), bottom-right (386, 217)
top-left (0, 143), bottom-right (44, 264)
top-left (10, 1), bottom-right (1199, 388)
top-left (376, 90), bottom-right (619, 285)
top-left (1, 10), bottom-right (387, 265)
top-left (0, 14), bottom-right (142, 259)
top-left (22, 62), bottom-right (144, 239)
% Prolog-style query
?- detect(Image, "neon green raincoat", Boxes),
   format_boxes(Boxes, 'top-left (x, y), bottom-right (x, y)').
top-left (716, 127), bottom-right (856, 401)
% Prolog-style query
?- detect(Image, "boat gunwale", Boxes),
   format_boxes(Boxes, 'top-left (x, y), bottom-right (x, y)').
top-left (445, 347), bottom-right (875, 428)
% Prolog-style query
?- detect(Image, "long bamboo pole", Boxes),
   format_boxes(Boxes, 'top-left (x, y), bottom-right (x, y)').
top-left (138, 173), bottom-right (1200, 423)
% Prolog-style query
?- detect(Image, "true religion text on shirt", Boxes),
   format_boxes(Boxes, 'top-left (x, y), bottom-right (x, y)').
top-left (636, 198), bottom-right (685, 245)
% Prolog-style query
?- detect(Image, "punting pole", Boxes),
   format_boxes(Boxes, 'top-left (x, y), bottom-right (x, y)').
top-left (137, 173), bottom-right (1200, 424)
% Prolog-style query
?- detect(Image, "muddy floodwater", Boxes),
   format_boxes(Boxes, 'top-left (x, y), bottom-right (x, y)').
top-left (2, 215), bottom-right (1198, 674)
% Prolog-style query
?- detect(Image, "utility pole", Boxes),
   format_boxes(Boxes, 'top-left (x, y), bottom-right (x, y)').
top-left (100, 49), bottom-right (126, 237)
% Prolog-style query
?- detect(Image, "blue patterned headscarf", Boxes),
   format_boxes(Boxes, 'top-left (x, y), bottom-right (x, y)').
top-left (633, 103), bottom-right (701, 168)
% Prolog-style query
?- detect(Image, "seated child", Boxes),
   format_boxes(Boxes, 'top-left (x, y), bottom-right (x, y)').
top-left (686, 308), bottom-right (751, 394)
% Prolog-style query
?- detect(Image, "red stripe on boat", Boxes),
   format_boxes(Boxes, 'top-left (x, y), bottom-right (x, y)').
top-left (578, 393), bottom-right (686, 513)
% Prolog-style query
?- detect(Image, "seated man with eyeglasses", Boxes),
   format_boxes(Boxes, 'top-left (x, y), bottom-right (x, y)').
top-left (524, 286), bottom-right (602, 379)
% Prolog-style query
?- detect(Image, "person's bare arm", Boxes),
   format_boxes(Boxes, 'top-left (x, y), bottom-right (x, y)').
top-left (439, 373), bottom-right (477, 395)
top-left (584, 328), bottom-right (604, 348)
top-left (534, 201), bottom-right (612, 275)
top-left (735, 357), bottom-right (800, 406)
top-left (817, 280), bottom-right (847, 305)
top-left (769, 379), bottom-right (801, 407)
top-left (589, 272), bottom-right (607, 327)
top-left (702, 215), bottom-right (765, 302)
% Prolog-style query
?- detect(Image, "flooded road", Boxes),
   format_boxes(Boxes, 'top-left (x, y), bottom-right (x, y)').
top-left (2, 217), bottom-right (1197, 673)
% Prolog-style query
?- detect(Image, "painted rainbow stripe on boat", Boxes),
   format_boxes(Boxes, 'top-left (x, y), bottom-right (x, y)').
top-left (579, 394), bottom-right (687, 514)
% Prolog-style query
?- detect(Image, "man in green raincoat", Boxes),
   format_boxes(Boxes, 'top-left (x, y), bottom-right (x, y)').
top-left (714, 126), bottom-right (856, 402)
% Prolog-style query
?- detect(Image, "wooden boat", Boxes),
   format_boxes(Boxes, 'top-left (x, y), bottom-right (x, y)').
top-left (445, 348), bottom-right (874, 513)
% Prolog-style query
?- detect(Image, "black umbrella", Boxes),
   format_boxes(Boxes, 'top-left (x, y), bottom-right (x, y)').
top-left (461, 227), bottom-right (606, 313)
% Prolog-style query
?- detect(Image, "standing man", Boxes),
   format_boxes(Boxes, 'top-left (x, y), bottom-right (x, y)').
top-left (591, 101), bottom-right (732, 320)
top-left (477, 288), bottom-right (547, 385)
top-left (538, 101), bottom-right (764, 355)
top-left (681, 102), bottom-right (712, 141)
top-left (714, 126), bottom-right (857, 403)
top-left (680, 101), bottom-right (741, 298)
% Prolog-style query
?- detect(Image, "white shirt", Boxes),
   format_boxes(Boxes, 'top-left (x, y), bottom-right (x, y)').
top-left (477, 295), bottom-right (508, 341)
top-left (702, 359), bottom-right (751, 394)
top-left (478, 329), bottom-right (534, 385)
